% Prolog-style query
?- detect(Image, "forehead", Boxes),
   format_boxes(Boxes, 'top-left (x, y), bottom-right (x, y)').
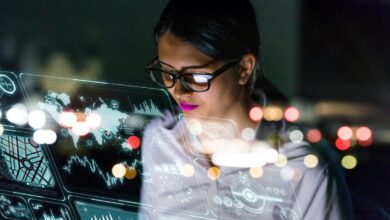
top-left (157, 32), bottom-right (214, 69)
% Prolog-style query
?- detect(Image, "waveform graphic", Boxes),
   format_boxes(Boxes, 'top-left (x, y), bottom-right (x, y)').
top-left (42, 208), bottom-right (71, 220)
top-left (75, 201), bottom-right (142, 220)
top-left (133, 100), bottom-right (162, 116)
top-left (63, 156), bottom-right (124, 189)
top-left (130, 158), bottom-right (144, 168)
top-left (91, 213), bottom-right (115, 220)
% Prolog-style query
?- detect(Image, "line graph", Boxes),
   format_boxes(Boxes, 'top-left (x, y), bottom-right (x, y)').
top-left (132, 99), bottom-right (163, 116)
top-left (42, 208), bottom-right (72, 220)
top-left (63, 156), bottom-right (124, 189)
top-left (75, 201), bottom-right (142, 220)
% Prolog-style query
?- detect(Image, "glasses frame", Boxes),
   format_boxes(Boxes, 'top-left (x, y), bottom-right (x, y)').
top-left (145, 57), bottom-right (241, 92)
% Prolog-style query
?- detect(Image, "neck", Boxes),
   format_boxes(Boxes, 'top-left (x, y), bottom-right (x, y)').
top-left (223, 90), bottom-right (258, 133)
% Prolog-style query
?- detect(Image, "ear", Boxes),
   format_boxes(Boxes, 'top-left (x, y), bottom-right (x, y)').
top-left (238, 54), bottom-right (257, 85)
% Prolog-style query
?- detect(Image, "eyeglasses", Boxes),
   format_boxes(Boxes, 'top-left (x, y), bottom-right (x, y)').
top-left (145, 57), bottom-right (241, 92)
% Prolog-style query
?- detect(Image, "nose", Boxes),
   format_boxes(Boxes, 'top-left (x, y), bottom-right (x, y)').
top-left (172, 79), bottom-right (191, 100)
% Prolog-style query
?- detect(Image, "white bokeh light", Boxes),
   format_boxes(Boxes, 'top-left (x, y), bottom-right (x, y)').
top-left (86, 112), bottom-right (101, 129)
top-left (59, 112), bottom-right (77, 128)
top-left (6, 104), bottom-right (28, 126)
top-left (72, 121), bottom-right (90, 136)
top-left (289, 130), bottom-right (304, 143)
top-left (112, 163), bottom-right (126, 178)
top-left (280, 166), bottom-right (295, 181)
top-left (45, 129), bottom-right (57, 144)
top-left (265, 148), bottom-right (279, 163)
top-left (33, 129), bottom-right (46, 144)
top-left (28, 110), bottom-right (46, 129)
top-left (241, 128), bottom-right (256, 141)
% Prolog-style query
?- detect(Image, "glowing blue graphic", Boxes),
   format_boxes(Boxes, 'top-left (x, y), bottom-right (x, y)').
top-left (0, 135), bottom-right (55, 187)
top-left (75, 201), bottom-right (145, 220)
top-left (133, 100), bottom-right (163, 116)
top-left (0, 194), bottom-right (32, 220)
top-left (85, 100), bottom-right (128, 147)
top-left (41, 209), bottom-right (71, 220)
top-left (0, 74), bottom-right (17, 95)
top-left (31, 200), bottom-right (73, 220)
top-left (63, 156), bottom-right (124, 189)
top-left (39, 93), bottom-right (129, 148)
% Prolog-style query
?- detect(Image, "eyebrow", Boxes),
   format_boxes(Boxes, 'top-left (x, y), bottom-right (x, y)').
top-left (159, 59), bottom-right (215, 71)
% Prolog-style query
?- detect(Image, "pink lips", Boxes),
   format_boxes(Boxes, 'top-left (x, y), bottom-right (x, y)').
top-left (179, 102), bottom-right (199, 111)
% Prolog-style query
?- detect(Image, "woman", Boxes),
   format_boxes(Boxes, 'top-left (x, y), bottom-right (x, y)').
top-left (140, 0), bottom-right (354, 219)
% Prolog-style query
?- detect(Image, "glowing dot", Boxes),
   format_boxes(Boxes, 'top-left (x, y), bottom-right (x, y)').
top-left (207, 167), bottom-right (221, 180)
top-left (188, 120), bottom-right (203, 135)
top-left (306, 129), bottom-right (322, 143)
top-left (6, 104), bottom-right (28, 126)
top-left (33, 129), bottom-right (46, 144)
top-left (124, 167), bottom-right (137, 180)
top-left (45, 129), bottom-right (57, 144)
top-left (0, 124), bottom-right (3, 136)
top-left (289, 130), bottom-right (304, 143)
top-left (337, 126), bottom-right (353, 140)
top-left (86, 112), bottom-right (101, 129)
top-left (280, 166), bottom-right (294, 181)
top-left (263, 106), bottom-right (283, 121)
top-left (181, 164), bottom-right (195, 177)
top-left (127, 136), bottom-right (141, 149)
top-left (341, 155), bottom-right (357, 169)
top-left (265, 148), bottom-right (279, 163)
top-left (59, 112), bottom-right (77, 128)
top-left (249, 106), bottom-right (263, 122)
top-left (249, 167), bottom-right (263, 178)
top-left (335, 138), bottom-right (350, 151)
top-left (356, 126), bottom-right (372, 142)
top-left (304, 154), bottom-right (319, 168)
top-left (112, 163), bottom-right (126, 178)
top-left (241, 127), bottom-right (255, 141)
top-left (28, 110), bottom-right (46, 129)
top-left (275, 154), bottom-right (288, 167)
top-left (284, 106), bottom-right (300, 122)
top-left (71, 121), bottom-right (90, 136)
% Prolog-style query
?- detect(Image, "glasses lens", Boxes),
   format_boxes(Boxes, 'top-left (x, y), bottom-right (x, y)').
top-left (182, 74), bottom-right (212, 91)
top-left (148, 68), bottom-right (175, 88)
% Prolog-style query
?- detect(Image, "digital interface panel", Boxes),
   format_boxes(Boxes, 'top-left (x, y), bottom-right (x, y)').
top-left (0, 71), bottom-right (303, 219)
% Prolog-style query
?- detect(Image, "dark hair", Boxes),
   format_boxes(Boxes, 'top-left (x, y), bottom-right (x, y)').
top-left (154, 0), bottom-right (260, 61)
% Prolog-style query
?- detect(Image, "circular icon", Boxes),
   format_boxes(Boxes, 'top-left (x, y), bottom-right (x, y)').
top-left (21, 158), bottom-right (33, 170)
top-left (110, 100), bottom-right (120, 110)
top-left (223, 197), bottom-right (233, 207)
top-left (231, 182), bottom-right (268, 214)
top-left (0, 75), bottom-right (16, 95)
top-left (280, 207), bottom-right (299, 220)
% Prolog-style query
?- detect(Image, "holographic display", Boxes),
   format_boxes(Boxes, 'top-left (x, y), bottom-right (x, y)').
top-left (0, 70), bottom-right (306, 219)
top-left (0, 134), bottom-right (55, 187)
top-left (0, 71), bottom-right (176, 219)
top-left (195, 158), bottom-right (300, 219)
top-left (0, 193), bottom-right (32, 220)
top-left (30, 200), bottom-right (73, 220)
top-left (73, 198), bottom-right (149, 220)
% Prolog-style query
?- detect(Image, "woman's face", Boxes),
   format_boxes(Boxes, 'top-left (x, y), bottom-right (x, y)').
top-left (158, 32), bottom-right (246, 119)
